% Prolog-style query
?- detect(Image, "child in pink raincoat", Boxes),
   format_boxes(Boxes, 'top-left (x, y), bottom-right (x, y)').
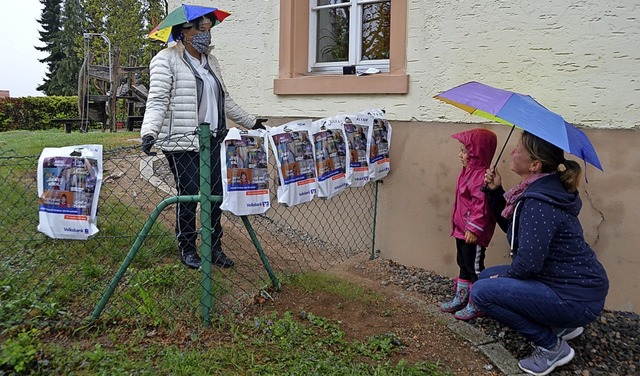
top-left (439, 128), bottom-right (497, 320)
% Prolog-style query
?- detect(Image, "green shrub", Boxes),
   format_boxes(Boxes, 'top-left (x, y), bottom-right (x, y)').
top-left (0, 96), bottom-right (79, 132)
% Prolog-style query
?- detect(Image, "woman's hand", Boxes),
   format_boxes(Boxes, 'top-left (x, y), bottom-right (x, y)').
top-left (484, 168), bottom-right (502, 190)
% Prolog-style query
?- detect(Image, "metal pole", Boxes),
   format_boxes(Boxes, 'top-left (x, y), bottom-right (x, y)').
top-left (199, 123), bottom-right (213, 326)
top-left (370, 180), bottom-right (380, 260)
top-left (241, 216), bottom-right (280, 290)
top-left (90, 194), bottom-right (199, 321)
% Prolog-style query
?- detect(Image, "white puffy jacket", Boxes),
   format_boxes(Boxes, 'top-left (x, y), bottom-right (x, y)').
top-left (140, 41), bottom-right (256, 151)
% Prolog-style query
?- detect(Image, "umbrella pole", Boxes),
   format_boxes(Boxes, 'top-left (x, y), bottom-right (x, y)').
top-left (482, 125), bottom-right (515, 193)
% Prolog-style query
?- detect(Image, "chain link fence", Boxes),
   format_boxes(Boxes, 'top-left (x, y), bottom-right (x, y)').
top-left (0, 129), bottom-right (378, 333)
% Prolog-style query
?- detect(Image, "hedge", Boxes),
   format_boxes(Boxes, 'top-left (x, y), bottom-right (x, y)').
top-left (0, 96), bottom-right (80, 132)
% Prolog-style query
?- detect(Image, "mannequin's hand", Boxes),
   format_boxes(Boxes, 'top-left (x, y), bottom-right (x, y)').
top-left (141, 135), bottom-right (157, 156)
top-left (253, 118), bottom-right (268, 130)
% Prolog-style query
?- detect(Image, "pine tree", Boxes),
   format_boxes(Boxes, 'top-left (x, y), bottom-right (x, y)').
top-left (36, 0), bottom-right (64, 94)
top-left (141, 0), bottom-right (168, 66)
top-left (52, 0), bottom-right (85, 95)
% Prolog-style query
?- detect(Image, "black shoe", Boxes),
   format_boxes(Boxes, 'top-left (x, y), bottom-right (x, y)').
top-left (181, 252), bottom-right (202, 269)
top-left (212, 250), bottom-right (234, 268)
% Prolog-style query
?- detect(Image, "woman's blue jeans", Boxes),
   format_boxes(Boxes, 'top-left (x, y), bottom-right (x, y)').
top-left (471, 265), bottom-right (604, 349)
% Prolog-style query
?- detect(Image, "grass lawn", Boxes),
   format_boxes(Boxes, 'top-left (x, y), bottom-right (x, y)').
top-left (0, 129), bottom-right (449, 375)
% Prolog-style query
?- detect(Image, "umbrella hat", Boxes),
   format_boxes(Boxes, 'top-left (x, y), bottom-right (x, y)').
top-left (148, 4), bottom-right (231, 43)
top-left (434, 81), bottom-right (603, 171)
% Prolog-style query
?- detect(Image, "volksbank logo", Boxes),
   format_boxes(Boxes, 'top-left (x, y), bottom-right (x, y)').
top-left (64, 227), bottom-right (85, 233)
top-left (246, 202), bottom-right (270, 208)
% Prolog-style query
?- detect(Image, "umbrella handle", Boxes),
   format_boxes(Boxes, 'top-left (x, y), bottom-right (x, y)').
top-left (482, 125), bottom-right (515, 194)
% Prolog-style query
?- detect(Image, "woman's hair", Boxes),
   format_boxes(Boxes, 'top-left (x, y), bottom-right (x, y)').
top-left (521, 131), bottom-right (581, 193)
top-left (170, 14), bottom-right (215, 41)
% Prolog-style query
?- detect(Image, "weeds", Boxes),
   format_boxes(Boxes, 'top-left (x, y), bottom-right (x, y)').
top-left (0, 328), bottom-right (40, 374)
top-left (0, 131), bottom-right (448, 375)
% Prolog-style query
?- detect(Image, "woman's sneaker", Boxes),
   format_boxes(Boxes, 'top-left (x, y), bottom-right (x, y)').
top-left (553, 327), bottom-right (584, 341)
top-left (518, 339), bottom-right (575, 376)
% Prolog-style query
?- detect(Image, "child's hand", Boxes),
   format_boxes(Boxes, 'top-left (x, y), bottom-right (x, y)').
top-left (464, 230), bottom-right (478, 244)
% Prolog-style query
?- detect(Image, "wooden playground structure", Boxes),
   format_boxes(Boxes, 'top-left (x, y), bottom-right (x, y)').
top-left (73, 34), bottom-right (149, 132)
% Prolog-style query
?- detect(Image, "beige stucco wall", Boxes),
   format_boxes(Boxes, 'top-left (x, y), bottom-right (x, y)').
top-left (177, 0), bottom-right (639, 129)
top-left (376, 121), bottom-right (640, 312)
top-left (167, 1), bottom-right (640, 311)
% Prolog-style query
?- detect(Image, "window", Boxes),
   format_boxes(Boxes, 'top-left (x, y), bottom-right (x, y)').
top-left (274, 0), bottom-right (408, 95)
top-left (310, 0), bottom-right (391, 74)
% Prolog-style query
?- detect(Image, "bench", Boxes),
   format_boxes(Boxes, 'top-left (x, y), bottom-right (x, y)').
top-left (126, 116), bottom-right (144, 131)
top-left (51, 118), bottom-right (89, 133)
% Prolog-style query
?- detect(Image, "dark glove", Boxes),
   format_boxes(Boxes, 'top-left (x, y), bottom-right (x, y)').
top-left (253, 118), bottom-right (268, 130)
top-left (141, 135), bottom-right (157, 156)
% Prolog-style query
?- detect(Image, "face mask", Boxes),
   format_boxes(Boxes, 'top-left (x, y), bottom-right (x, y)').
top-left (188, 32), bottom-right (211, 54)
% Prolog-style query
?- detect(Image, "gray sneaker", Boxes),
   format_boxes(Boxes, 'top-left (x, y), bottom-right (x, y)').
top-left (518, 339), bottom-right (575, 376)
top-left (553, 326), bottom-right (584, 341)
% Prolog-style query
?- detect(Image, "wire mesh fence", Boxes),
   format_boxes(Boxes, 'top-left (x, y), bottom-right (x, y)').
top-left (0, 129), bottom-right (377, 333)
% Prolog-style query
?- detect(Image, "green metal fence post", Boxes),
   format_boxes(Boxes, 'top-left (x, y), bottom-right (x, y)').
top-left (199, 123), bottom-right (213, 327)
top-left (241, 215), bottom-right (281, 290)
top-left (90, 194), bottom-right (199, 321)
top-left (371, 180), bottom-right (380, 260)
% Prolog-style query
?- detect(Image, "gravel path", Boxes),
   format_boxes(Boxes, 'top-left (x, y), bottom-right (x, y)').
top-left (372, 258), bottom-right (639, 376)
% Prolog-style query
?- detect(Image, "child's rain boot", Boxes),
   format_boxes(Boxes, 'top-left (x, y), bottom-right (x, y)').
top-left (453, 283), bottom-right (485, 320)
top-left (439, 278), bottom-right (470, 313)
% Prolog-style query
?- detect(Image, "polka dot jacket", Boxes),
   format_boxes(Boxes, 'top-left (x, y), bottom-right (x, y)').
top-left (488, 174), bottom-right (609, 302)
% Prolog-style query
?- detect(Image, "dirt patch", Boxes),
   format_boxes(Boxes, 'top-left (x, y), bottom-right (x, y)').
top-left (100, 148), bottom-right (500, 374)
top-left (245, 254), bottom-right (502, 375)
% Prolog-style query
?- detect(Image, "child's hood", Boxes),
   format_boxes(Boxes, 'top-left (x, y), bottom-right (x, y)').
top-left (451, 128), bottom-right (497, 169)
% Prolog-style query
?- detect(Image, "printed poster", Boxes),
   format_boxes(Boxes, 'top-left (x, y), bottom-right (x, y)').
top-left (37, 145), bottom-right (103, 239)
top-left (311, 117), bottom-right (350, 198)
top-left (342, 114), bottom-right (373, 187)
top-left (361, 108), bottom-right (392, 181)
top-left (269, 120), bottom-right (317, 207)
top-left (220, 127), bottom-right (271, 215)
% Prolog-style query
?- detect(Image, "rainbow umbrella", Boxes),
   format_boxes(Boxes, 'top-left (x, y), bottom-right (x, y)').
top-left (148, 4), bottom-right (231, 43)
top-left (434, 81), bottom-right (603, 171)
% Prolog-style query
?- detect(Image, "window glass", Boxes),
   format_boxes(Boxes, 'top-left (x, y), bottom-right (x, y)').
top-left (316, 6), bottom-right (350, 63)
top-left (311, 0), bottom-right (390, 72)
top-left (361, 2), bottom-right (390, 61)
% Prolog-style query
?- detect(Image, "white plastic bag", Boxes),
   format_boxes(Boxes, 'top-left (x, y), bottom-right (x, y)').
top-left (361, 108), bottom-right (392, 181)
top-left (37, 144), bottom-right (102, 239)
top-left (220, 127), bottom-right (271, 215)
top-left (311, 116), bottom-right (350, 198)
top-left (342, 114), bottom-right (374, 187)
top-left (268, 120), bottom-right (317, 207)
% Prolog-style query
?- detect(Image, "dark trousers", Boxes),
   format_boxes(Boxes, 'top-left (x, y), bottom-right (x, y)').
top-left (164, 145), bottom-right (223, 256)
top-left (456, 237), bottom-right (486, 282)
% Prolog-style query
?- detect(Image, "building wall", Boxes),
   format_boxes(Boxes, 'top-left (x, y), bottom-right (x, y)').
top-left (179, 0), bottom-right (639, 129)
top-left (374, 121), bottom-right (640, 313)
top-left (168, 1), bottom-right (640, 311)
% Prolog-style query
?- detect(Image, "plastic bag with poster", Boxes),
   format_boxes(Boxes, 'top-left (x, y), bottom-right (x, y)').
top-left (268, 120), bottom-right (317, 207)
top-left (311, 116), bottom-right (350, 199)
top-left (360, 108), bottom-right (392, 181)
top-left (341, 114), bottom-right (373, 187)
top-left (37, 144), bottom-right (103, 239)
top-left (220, 127), bottom-right (271, 216)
